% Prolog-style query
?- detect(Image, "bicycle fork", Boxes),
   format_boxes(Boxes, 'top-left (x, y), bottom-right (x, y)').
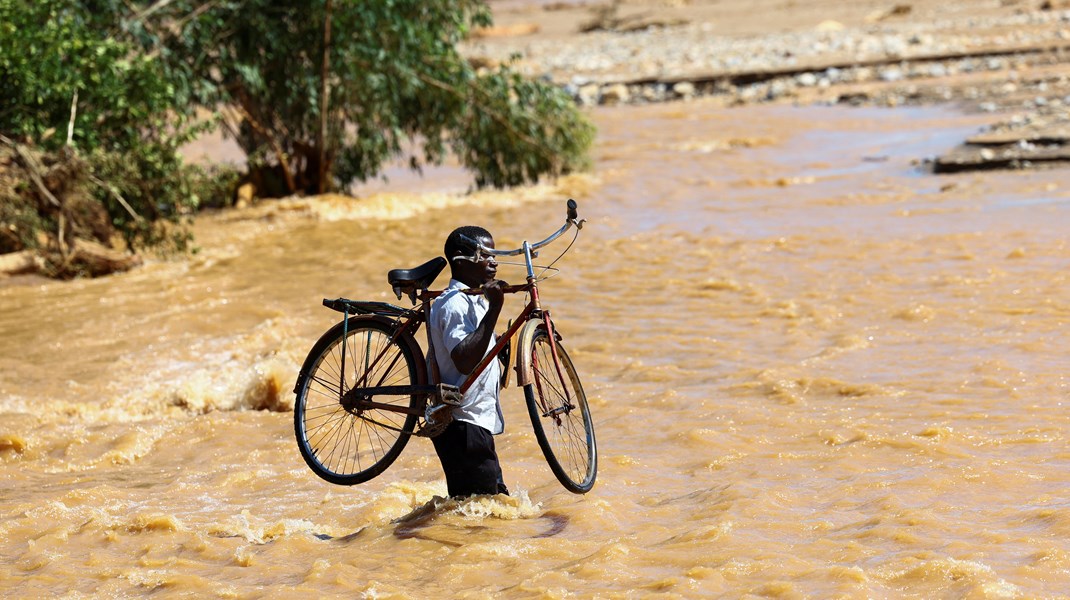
top-left (528, 291), bottom-right (574, 426)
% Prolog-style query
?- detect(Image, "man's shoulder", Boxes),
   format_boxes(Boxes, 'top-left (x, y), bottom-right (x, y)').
top-left (431, 282), bottom-right (471, 315)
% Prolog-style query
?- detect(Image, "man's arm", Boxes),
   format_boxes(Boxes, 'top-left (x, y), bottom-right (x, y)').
top-left (450, 280), bottom-right (505, 374)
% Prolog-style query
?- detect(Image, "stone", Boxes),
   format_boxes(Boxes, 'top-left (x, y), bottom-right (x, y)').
top-left (577, 84), bottom-right (601, 106)
top-left (928, 63), bottom-right (948, 78)
top-left (235, 183), bottom-right (255, 208)
top-left (600, 83), bottom-right (630, 105)
top-left (672, 81), bottom-right (696, 98)
top-left (880, 67), bottom-right (904, 82)
top-left (767, 80), bottom-right (791, 100)
top-left (815, 20), bottom-right (845, 32)
top-left (642, 85), bottom-right (665, 102)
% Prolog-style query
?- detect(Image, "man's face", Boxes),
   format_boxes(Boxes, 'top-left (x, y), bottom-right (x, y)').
top-left (472, 235), bottom-right (498, 283)
top-left (455, 234), bottom-right (497, 286)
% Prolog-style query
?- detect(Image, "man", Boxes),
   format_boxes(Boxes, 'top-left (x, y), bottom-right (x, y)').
top-left (428, 225), bottom-right (509, 497)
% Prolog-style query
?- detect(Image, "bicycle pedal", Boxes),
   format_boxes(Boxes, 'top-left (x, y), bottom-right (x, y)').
top-left (421, 403), bottom-right (453, 438)
top-left (437, 384), bottom-right (463, 406)
top-left (425, 402), bottom-right (451, 419)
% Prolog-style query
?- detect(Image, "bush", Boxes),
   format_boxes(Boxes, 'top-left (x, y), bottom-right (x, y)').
top-left (0, 0), bottom-right (204, 269)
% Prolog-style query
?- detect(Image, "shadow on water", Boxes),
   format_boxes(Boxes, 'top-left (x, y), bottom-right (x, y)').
top-left (313, 527), bottom-right (367, 543)
top-left (381, 495), bottom-right (570, 546)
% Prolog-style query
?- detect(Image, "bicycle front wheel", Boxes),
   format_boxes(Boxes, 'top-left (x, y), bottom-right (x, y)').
top-left (294, 317), bottom-right (421, 485)
top-left (523, 328), bottom-right (597, 493)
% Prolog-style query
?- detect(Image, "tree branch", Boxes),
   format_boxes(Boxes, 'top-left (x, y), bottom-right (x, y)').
top-left (318, 0), bottom-right (333, 194)
top-left (412, 69), bottom-right (556, 162)
top-left (0, 134), bottom-right (62, 208)
top-left (67, 90), bottom-right (78, 146)
top-left (227, 103), bottom-right (297, 194)
top-left (88, 174), bottom-right (144, 223)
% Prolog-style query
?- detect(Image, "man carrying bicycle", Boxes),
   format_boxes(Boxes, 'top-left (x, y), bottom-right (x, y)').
top-left (427, 225), bottom-right (510, 497)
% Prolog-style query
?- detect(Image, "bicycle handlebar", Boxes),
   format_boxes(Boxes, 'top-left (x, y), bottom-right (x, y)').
top-left (460, 282), bottom-right (531, 296)
top-left (461, 199), bottom-right (584, 258)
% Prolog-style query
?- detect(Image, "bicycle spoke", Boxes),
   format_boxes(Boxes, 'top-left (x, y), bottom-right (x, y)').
top-left (305, 404), bottom-right (346, 437)
top-left (532, 363), bottom-right (568, 409)
top-left (526, 331), bottom-right (596, 493)
top-left (294, 321), bottom-right (421, 484)
top-left (309, 373), bottom-right (343, 397)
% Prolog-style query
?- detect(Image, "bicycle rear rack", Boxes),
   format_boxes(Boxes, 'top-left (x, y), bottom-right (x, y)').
top-left (322, 297), bottom-right (412, 317)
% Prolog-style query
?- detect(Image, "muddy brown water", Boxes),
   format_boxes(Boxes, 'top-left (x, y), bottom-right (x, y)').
top-left (2, 102), bottom-right (1068, 597)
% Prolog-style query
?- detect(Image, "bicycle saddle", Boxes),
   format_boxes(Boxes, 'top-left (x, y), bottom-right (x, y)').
top-left (388, 256), bottom-right (447, 303)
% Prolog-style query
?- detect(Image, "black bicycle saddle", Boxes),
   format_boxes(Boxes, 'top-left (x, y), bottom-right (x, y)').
top-left (387, 256), bottom-right (447, 292)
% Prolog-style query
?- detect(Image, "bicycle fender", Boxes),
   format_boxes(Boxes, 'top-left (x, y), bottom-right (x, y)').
top-left (292, 315), bottom-right (427, 394)
top-left (514, 320), bottom-right (562, 387)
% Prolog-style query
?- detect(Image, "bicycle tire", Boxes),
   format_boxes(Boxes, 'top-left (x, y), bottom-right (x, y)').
top-left (294, 317), bottom-right (422, 485)
top-left (523, 327), bottom-right (597, 493)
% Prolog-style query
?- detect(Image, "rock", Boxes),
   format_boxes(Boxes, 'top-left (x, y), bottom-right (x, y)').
top-left (467, 56), bottom-right (500, 71)
top-left (0, 251), bottom-right (39, 276)
top-left (880, 67), bottom-right (904, 82)
top-left (600, 83), bottom-right (630, 105)
top-left (68, 239), bottom-right (142, 277)
top-left (928, 63), bottom-right (948, 78)
top-left (642, 84), bottom-right (666, 102)
top-left (815, 20), bottom-right (845, 32)
top-left (1038, 0), bottom-right (1069, 10)
top-left (235, 183), bottom-right (255, 209)
top-left (672, 81), bottom-right (696, 98)
top-left (738, 86), bottom-right (760, 102)
top-left (866, 4), bottom-right (913, 22)
top-left (471, 23), bottom-right (540, 38)
top-left (767, 79), bottom-right (791, 100)
top-left (577, 83), bottom-right (601, 106)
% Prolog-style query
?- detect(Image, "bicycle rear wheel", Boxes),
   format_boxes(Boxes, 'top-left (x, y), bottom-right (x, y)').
top-left (523, 327), bottom-right (597, 493)
top-left (294, 317), bottom-right (421, 485)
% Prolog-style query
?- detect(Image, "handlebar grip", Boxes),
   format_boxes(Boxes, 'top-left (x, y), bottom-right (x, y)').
top-left (567, 198), bottom-right (578, 221)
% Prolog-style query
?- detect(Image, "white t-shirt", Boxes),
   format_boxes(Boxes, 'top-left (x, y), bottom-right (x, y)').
top-left (428, 279), bottom-right (504, 434)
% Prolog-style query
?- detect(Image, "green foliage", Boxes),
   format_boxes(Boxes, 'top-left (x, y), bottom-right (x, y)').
top-left (0, 0), bottom-right (595, 279)
top-left (0, 0), bottom-right (185, 153)
top-left (148, 0), bottom-right (594, 193)
top-left (185, 164), bottom-right (244, 211)
top-left (0, 0), bottom-right (202, 257)
top-left (0, 189), bottom-right (47, 254)
top-left (455, 69), bottom-right (595, 188)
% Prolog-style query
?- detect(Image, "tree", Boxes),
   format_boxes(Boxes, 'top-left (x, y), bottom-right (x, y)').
top-left (148, 0), bottom-right (595, 195)
top-left (0, 0), bottom-right (209, 267)
top-left (0, 0), bottom-right (594, 277)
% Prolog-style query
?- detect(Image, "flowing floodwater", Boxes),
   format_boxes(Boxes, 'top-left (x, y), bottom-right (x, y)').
top-left (1, 102), bottom-right (1068, 597)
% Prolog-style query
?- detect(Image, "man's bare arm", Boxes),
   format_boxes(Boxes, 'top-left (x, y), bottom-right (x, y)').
top-left (450, 280), bottom-right (505, 374)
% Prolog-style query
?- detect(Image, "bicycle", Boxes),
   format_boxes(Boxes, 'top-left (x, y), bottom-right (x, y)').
top-left (292, 200), bottom-right (597, 494)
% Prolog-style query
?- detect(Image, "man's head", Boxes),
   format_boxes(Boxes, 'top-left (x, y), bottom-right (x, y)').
top-left (445, 225), bottom-right (497, 287)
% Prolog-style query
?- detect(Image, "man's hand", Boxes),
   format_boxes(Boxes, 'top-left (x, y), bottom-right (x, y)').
top-left (482, 279), bottom-right (506, 310)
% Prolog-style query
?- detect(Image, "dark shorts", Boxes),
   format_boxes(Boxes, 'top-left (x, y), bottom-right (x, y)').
top-left (431, 419), bottom-right (509, 498)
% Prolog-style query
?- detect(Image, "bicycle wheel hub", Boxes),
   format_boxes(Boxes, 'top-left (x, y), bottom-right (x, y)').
top-left (340, 388), bottom-right (369, 414)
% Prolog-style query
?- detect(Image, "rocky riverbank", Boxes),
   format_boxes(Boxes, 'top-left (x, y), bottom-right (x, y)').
top-left (469, 0), bottom-right (1070, 172)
